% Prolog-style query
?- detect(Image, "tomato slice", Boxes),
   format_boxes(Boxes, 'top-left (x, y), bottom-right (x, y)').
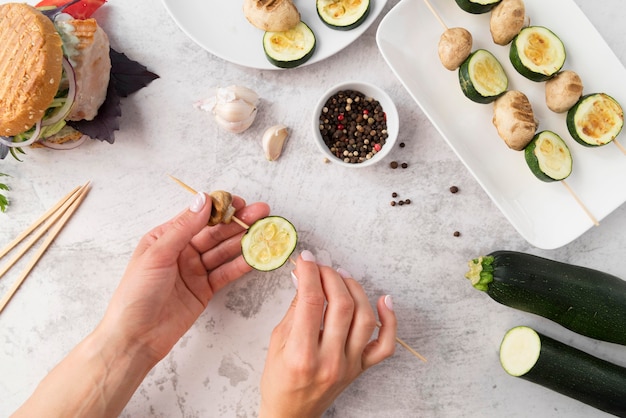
top-left (36, 0), bottom-right (106, 19)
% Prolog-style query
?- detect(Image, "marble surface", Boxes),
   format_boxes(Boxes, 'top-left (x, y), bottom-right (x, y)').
top-left (1, 0), bottom-right (626, 416)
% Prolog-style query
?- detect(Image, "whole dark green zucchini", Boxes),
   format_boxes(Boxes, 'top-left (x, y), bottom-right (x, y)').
top-left (465, 250), bottom-right (626, 345)
top-left (500, 326), bottom-right (626, 416)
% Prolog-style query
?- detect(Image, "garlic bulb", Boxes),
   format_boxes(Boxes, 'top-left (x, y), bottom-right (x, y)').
top-left (195, 85), bottom-right (260, 133)
top-left (262, 124), bottom-right (289, 161)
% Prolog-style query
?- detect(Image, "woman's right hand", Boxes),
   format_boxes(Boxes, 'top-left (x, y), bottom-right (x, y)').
top-left (258, 250), bottom-right (397, 418)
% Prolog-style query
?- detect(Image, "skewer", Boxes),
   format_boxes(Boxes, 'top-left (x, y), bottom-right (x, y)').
top-left (169, 175), bottom-right (250, 229)
top-left (613, 139), bottom-right (626, 155)
top-left (0, 185), bottom-right (86, 279)
top-left (0, 182), bottom-right (91, 314)
top-left (0, 185), bottom-right (81, 259)
top-left (169, 175), bottom-right (427, 362)
top-left (422, 0), bottom-right (448, 30)
top-left (561, 180), bottom-right (599, 226)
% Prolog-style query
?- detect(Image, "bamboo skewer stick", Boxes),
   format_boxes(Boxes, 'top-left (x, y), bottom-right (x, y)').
top-left (614, 139), bottom-right (626, 155)
top-left (422, 0), bottom-right (447, 30)
top-left (0, 186), bottom-right (86, 280)
top-left (169, 175), bottom-right (427, 362)
top-left (168, 175), bottom-right (250, 229)
top-left (0, 185), bottom-right (81, 259)
top-left (561, 180), bottom-right (599, 226)
top-left (0, 182), bottom-right (91, 314)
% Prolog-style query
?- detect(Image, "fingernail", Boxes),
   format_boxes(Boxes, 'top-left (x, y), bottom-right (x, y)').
top-left (301, 250), bottom-right (316, 262)
top-left (189, 192), bottom-right (206, 213)
top-left (384, 295), bottom-right (394, 311)
top-left (290, 271), bottom-right (298, 289)
top-left (337, 268), bottom-right (352, 279)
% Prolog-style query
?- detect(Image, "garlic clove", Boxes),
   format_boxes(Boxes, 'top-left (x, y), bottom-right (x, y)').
top-left (226, 85), bottom-right (260, 107)
top-left (213, 99), bottom-right (256, 123)
top-left (262, 124), bottom-right (289, 161)
top-left (215, 108), bottom-right (258, 133)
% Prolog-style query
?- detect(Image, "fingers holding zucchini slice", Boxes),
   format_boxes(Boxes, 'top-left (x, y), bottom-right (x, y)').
top-left (241, 216), bottom-right (297, 271)
top-left (525, 131), bottom-right (572, 182)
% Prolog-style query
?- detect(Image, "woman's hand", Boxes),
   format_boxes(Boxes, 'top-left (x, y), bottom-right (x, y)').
top-left (259, 250), bottom-right (397, 418)
top-left (100, 192), bottom-right (270, 363)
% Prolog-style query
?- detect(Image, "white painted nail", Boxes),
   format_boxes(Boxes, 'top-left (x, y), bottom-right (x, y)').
top-left (190, 192), bottom-right (206, 213)
top-left (384, 295), bottom-right (394, 311)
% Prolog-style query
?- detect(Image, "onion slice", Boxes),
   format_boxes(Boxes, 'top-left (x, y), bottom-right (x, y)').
top-left (42, 58), bottom-right (77, 127)
top-left (39, 135), bottom-right (88, 150)
top-left (0, 120), bottom-right (43, 148)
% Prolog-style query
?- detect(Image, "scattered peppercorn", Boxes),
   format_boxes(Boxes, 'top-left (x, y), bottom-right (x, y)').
top-left (399, 142), bottom-right (405, 148)
top-left (401, 162), bottom-right (408, 169)
top-left (319, 90), bottom-right (388, 164)
top-left (390, 161), bottom-right (398, 169)
top-left (390, 201), bottom-right (396, 206)
top-left (404, 199), bottom-right (411, 205)
top-left (398, 200), bottom-right (405, 206)
top-left (450, 186), bottom-right (459, 193)
top-left (392, 192), bottom-right (398, 198)
top-left (453, 231), bottom-right (461, 237)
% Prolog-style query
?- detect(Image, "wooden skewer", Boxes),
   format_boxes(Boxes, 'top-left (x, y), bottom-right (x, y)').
top-left (561, 180), bottom-right (599, 226)
top-left (0, 186), bottom-right (86, 280)
top-left (613, 139), bottom-right (626, 155)
top-left (0, 182), bottom-right (91, 314)
top-left (169, 175), bottom-right (427, 362)
top-left (168, 175), bottom-right (250, 229)
top-left (0, 185), bottom-right (81, 259)
top-left (423, 0), bottom-right (448, 30)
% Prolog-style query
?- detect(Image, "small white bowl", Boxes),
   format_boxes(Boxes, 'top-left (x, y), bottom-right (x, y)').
top-left (312, 81), bottom-right (399, 168)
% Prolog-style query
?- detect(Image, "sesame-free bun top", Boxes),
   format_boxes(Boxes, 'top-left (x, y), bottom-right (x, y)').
top-left (0, 3), bottom-right (63, 137)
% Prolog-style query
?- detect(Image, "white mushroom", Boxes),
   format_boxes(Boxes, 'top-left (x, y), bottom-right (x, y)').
top-left (243, 0), bottom-right (300, 32)
top-left (492, 90), bottom-right (537, 151)
top-left (490, 0), bottom-right (528, 46)
top-left (438, 27), bottom-right (473, 71)
top-left (545, 70), bottom-right (584, 113)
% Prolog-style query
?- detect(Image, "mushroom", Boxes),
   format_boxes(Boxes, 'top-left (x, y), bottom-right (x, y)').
top-left (208, 191), bottom-right (236, 226)
top-left (545, 70), bottom-right (584, 113)
top-left (243, 0), bottom-right (300, 32)
top-left (490, 0), bottom-right (528, 46)
top-left (492, 90), bottom-right (537, 150)
top-left (438, 27), bottom-right (473, 71)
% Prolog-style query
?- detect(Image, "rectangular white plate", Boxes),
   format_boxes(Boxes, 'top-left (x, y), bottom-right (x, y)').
top-left (376, 0), bottom-right (626, 249)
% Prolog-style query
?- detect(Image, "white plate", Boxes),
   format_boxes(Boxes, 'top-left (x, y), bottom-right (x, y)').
top-left (161, 0), bottom-right (388, 70)
top-left (376, 0), bottom-right (626, 249)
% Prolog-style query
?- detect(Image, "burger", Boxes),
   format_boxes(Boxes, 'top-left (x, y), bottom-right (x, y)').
top-left (0, 0), bottom-right (157, 159)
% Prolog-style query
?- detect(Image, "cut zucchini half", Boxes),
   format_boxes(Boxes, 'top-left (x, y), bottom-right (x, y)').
top-left (454, 0), bottom-right (501, 14)
top-left (510, 26), bottom-right (566, 82)
top-left (524, 130), bottom-right (572, 182)
top-left (263, 21), bottom-right (316, 69)
top-left (567, 93), bottom-right (624, 147)
top-left (500, 326), bottom-right (626, 416)
top-left (316, 0), bottom-right (370, 30)
top-left (241, 216), bottom-right (297, 271)
top-left (459, 49), bottom-right (508, 104)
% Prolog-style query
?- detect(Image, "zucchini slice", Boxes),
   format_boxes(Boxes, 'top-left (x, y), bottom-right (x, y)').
top-left (465, 250), bottom-right (626, 346)
top-left (458, 49), bottom-right (508, 104)
top-left (500, 326), bottom-right (626, 417)
top-left (510, 26), bottom-right (566, 82)
top-left (263, 21), bottom-right (316, 69)
top-left (241, 216), bottom-right (297, 271)
top-left (454, 0), bottom-right (501, 14)
top-left (566, 93), bottom-right (624, 147)
top-left (316, 0), bottom-right (370, 31)
top-left (524, 130), bottom-right (572, 182)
